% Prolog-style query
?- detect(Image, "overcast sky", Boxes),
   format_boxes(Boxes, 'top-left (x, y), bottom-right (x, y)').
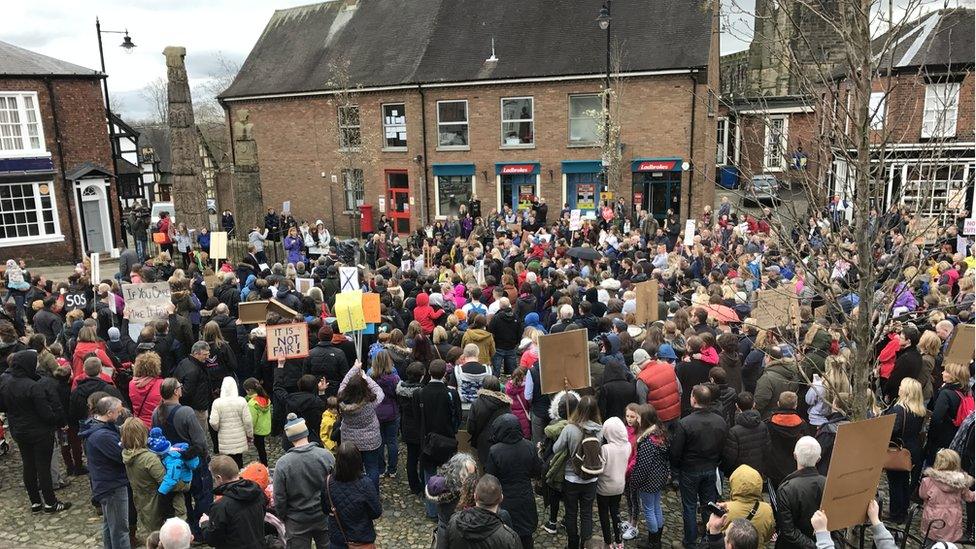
top-left (3, 0), bottom-right (971, 121)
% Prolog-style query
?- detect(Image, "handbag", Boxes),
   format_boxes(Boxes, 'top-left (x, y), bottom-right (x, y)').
top-left (152, 232), bottom-right (167, 244)
top-left (883, 408), bottom-right (912, 472)
top-left (325, 476), bottom-right (376, 549)
top-left (420, 401), bottom-right (458, 464)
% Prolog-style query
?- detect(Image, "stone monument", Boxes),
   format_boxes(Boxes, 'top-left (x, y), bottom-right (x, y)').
top-left (163, 46), bottom-right (208, 230)
top-left (232, 108), bottom-right (264, 231)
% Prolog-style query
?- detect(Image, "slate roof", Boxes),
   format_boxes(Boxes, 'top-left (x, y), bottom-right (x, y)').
top-left (65, 162), bottom-right (113, 181)
top-left (872, 8), bottom-right (974, 70)
top-left (221, 0), bottom-right (713, 99)
top-left (136, 125), bottom-right (172, 173)
top-left (0, 40), bottom-right (101, 77)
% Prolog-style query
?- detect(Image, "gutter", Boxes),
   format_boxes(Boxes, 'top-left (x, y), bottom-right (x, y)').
top-left (43, 78), bottom-right (81, 260)
top-left (685, 70), bottom-right (698, 221)
top-left (418, 85), bottom-right (429, 225)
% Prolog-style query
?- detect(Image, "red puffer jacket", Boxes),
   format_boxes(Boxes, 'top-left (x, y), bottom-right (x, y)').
top-left (637, 360), bottom-right (681, 422)
top-left (129, 376), bottom-right (163, 428)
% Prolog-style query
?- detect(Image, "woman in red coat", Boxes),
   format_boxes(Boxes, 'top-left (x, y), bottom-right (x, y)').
top-left (70, 326), bottom-right (115, 388)
top-left (128, 352), bottom-right (163, 428)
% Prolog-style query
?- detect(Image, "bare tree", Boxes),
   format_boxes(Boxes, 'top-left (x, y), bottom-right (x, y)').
top-left (139, 77), bottom-right (168, 125)
top-left (193, 53), bottom-right (240, 124)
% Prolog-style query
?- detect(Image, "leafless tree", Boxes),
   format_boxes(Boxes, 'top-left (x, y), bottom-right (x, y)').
top-left (139, 77), bottom-right (168, 125)
top-left (193, 53), bottom-right (240, 124)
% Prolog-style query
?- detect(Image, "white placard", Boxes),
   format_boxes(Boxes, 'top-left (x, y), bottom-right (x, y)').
top-left (401, 260), bottom-right (413, 272)
top-left (90, 252), bottom-right (100, 285)
top-left (282, 201), bottom-right (291, 214)
top-left (339, 266), bottom-right (359, 292)
top-left (121, 282), bottom-right (172, 324)
top-left (958, 236), bottom-right (970, 256)
top-left (569, 209), bottom-right (582, 231)
top-left (964, 218), bottom-right (976, 236)
top-left (378, 197), bottom-right (386, 213)
top-left (736, 222), bottom-right (750, 234)
top-left (296, 277), bottom-right (315, 295)
top-left (683, 219), bottom-right (696, 247)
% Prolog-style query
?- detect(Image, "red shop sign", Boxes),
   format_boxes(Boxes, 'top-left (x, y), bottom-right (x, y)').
top-left (500, 164), bottom-right (536, 175)
top-left (636, 161), bottom-right (676, 172)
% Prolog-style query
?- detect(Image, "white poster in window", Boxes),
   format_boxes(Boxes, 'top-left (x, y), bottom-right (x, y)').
top-left (378, 197), bottom-right (386, 213)
top-left (683, 219), bottom-right (696, 247)
top-left (397, 132), bottom-right (406, 140)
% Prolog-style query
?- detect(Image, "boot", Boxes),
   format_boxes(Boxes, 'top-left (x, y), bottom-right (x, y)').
top-left (650, 528), bottom-right (663, 549)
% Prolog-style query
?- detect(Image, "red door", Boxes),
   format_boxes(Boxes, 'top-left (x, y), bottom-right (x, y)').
top-left (387, 171), bottom-right (410, 235)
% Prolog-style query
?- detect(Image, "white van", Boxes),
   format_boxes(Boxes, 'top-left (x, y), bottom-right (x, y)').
top-left (150, 202), bottom-right (175, 226)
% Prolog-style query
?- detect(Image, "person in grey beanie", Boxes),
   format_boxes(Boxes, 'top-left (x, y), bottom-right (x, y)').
top-left (273, 412), bottom-right (336, 548)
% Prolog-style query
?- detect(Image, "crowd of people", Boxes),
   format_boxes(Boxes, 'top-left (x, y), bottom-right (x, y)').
top-left (0, 195), bottom-right (973, 549)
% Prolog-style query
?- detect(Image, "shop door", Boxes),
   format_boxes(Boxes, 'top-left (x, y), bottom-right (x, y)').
top-left (387, 171), bottom-right (410, 235)
top-left (501, 173), bottom-right (535, 211)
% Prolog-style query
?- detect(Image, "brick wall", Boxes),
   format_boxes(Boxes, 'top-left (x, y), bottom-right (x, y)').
top-left (228, 72), bottom-right (717, 234)
top-left (0, 77), bottom-right (118, 262)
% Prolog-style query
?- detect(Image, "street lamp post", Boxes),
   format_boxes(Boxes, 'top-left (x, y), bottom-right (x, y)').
top-left (597, 2), bottom-right (612, 207)
top-left (95, 18), bottom-right (136, 249)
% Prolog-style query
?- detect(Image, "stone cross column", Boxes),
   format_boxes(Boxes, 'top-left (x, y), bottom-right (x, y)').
top-left (163, 46), bottom-right (208, 230)
top-left (232, 108), bottom-right (264, 232)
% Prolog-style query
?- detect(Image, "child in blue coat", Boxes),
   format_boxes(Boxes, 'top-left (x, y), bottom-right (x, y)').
top-left (148, 427), bottom-right (199, 495)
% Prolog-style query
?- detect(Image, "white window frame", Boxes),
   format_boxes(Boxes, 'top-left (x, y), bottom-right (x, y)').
top-left (922, 82), bottom-right (960, 139)
top-left (433, 174), bottom-right (477, 219)
top-left (763, 116), bottom-right (788, 171)
top-left (436, 100), bottom-right (469, 150)
top-left (500, 96), bottom-right (535, 148)
top-left (381, 103), bottom-right (407, 151)
top-left (341, 168), bottom-right (364, 212)
top-left (568, 94), bottom-right (603, 146)
top-left (716, 117), bottom-right (729, 165)
top-left (869, 91), bottom-right (886, 131)
top-left (0, 180), bottom-right (63, 247)
top-left (338, 104), bottom-right (361, 150)
top-left (0, 92), bottom-right (48, 158)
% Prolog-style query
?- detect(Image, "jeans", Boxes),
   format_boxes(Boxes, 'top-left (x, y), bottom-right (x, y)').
top-left (254, 434), bottom-right (268, 465)
top-left (678, 469), bottom-right (718, 545)
top-left (423, 465), bottom-right (438, 518)
top-left (284, 519), bottom-right (328, 549)
top-left (99, 485), bottom-right (131, 549)
top-left (597, 493), bottom-right (623, 544)
top-left (186, 458), bottom-right (214, 539)
top-left (887, 469), bottom-right (910, 520)
top-left (135, 239), bottom-right (147, 262)
top-left (15, 432), bottom-right (55, 505)
top-left (639, 491), bottom-right (664, 533)
top-left (379, 418), bottom-right (399, 475)
top-left (492, 348), bottom-right (518, 375)
top-left (406, 441), bottom-right (423, 494)
top-left (563, 480), bottom-right (597, 548)
top-left (361, 447), bottom-right (382, 493)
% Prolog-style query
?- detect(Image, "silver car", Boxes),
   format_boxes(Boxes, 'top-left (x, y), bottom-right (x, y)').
top-left (745, 175), bottom-right (781, 204)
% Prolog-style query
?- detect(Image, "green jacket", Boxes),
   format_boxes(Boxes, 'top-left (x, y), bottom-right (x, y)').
top-left (544, 420), bottom-right (569, 491)
top-left (247, 394), bottom-right (272, 436)
top-left (122, 448), bottom-right (186, 533)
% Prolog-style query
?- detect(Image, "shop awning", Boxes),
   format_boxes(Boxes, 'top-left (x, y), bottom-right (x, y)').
top-left (631, 157), bottom-right (683, 172)
top-left (0, 156), bottom-right (55, 177)
top-left (495, 162), bottom-right (540, 175)
top-left (561, 160), bottom-right (603, 174)
top-left (432, 163), bottom-right (475, 177)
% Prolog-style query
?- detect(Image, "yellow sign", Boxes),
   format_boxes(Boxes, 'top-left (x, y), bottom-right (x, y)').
top-left (600, 191), bottom-right (614, 203)
top-left (209, 232), bottom-right (228, 260)
top-left (334, 291), bottom-right (366, 333)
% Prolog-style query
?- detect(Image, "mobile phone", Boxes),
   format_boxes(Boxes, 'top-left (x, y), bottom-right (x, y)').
top-left (706, 502), bottom-right (726, 517)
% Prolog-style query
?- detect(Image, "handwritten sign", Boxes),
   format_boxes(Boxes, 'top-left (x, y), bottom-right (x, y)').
top-left (340, 267), bottom-right (359, 292)
top-left (964, 218), bottom-right (976, 236)
top-left (63, 291), bottom-right (89, 313)
top-left (634, 280), bottom-right (659, 326)
top-left (752, 288), bottom-right (799, 329)
top-left (820, 414), bottom-right (895, 530)
top-left (209, 232), bottom-right (228, 260)
top-left (683, 219), bottom-right (696, 247)
top-left (296, 277), bottom-right (315, 295)
top-left (944, 323), bottom-right (975, 366)
top-left (266, 322), bottom-right (309, 360)
top-left (569, 209), bottom-right (582, 231)
top-left (538, 329), bottom-right (591, 394)
top-left (362, 293), bottom-right (381, 324)
top-left (121, 282), bottom-right (172, 323)
top-left (335, 291), bottom-right (366, 333)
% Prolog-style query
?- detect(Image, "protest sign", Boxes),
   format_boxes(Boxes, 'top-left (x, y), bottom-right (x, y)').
top-left (335, 291), bottom-right (366, 333)
top-left (204, 273), bottom-right (219, 298)
top-left (538, 329), bottom-right (590, 394)
top-left (634, 280), bottom-right (659, 326)
top-left (209, 232), bottom-right (228, 260)
top-left (282, 200), bottom-right (291, 215)
top-left (296, 277), bottom-right (315, 295)
top-left (239, 301), bottom-right (269, 324)
top-left (63, 290), bottom-right (89, 313)
top-left (121, 283), bottom-right (172, 323)
top-left (475, 260), bottom-right (486, 286)
top-left (340, 267), bottom-right (359, 292)
top-left (820, 414), bottom-right (896, 531)
top-left (401, 260), bottom-right (413, 273)
top-left (90, 252), bottom-right (100, 284)
top-left (964, 218), bottom-right (976, 236)
top-left (569, 209), bottom-right (582, 231)
top-left (266, 322), bottom-right (309, 360)
top-left (683, 219), bottom-right (696, 247)
top-left (268, 298), bottom-right (300, 321)
top-left (362, 293), bottom-right (381, 323)
top-left (752, 288), bottom-right (799, 329)
top-left (944, 323), bottom-right (975, 366)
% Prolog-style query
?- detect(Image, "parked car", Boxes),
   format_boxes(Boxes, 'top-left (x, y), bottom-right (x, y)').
top-left (150, 202), bottom-right (175, 226)
top-left (743, 175), bottom-right (781, 204)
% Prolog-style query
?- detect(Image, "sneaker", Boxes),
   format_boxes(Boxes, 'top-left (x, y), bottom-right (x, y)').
top-left (30, 503), bottom-right (42, 513)
top-left (621, 523), bottom-right (639, 540)
top-left (543, 520), bottom-right (558, 534)
top-left (43, 501), bottom-right (72, 513)
top-left (387, 472), bottom-right (397, 479)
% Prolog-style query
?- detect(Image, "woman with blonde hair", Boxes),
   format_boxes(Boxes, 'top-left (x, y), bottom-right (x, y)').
top-left (917, 330), bottom-right (940, 401)
top-left (806, 354), bottom-right (852, 426)
top-left (883, 377), bottom-right (926, 522)
top-left (925, 362), bottom-right (972, 465)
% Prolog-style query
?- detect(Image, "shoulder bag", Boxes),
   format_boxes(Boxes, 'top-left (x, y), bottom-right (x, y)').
top-left (325, 475), bottom-right (376, 549)
top-left (883, 408), bottom-right (912, 472)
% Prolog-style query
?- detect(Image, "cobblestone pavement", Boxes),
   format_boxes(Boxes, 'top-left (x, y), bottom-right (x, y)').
top-left (0, 434), bottom-right (963, 549)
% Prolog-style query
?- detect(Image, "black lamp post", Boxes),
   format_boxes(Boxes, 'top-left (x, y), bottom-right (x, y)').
top-left (95, 17), bottom-right (136, 249)
top-left (596, 2), bottom-right (612, 203)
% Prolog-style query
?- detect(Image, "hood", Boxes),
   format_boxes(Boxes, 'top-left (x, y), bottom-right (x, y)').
top-left (9, 350), bottom-right (39, 380)
top-left (132, 376), bottom-right (161, 392)
top-left (429, 293), bottom-right (445, 308)
top-left (766, 357), bottom-right (797, 374)
top-left (451, 507), bottom-right (506, 542)
top-left (476, 388), bottom-right (512, 406)
top-left (549, 390), bottom-right (581, 421)
top-left (602, 416), bottom-right (628, 445)
top-left (215, 478), bottom-right (265, 504)
top-left (729, 465), bottom-right (763, 501)
top-left (79, 418), bottom-right (117, 439)
top-left (240, 462), bottom-right (270, 490)
top-left (601, 361), bottom-right (631, 383)
top-left (249, 394), bottom-right (270, 411)
top-left (395, 380), bottom-right (423, 398)
top-left (769, 410), bottom-right (806, 429)
top-left (454, 285), bottom-right (466, 298)
top-left (735, 409), bottom-right (762, 429)
top-left (122, 447), bottom-right (153, 465)
top-left (339, 399), bottom-right (368, 413)
top-left (603, 333), bottom-right (621, 354)
top-left (525, 312), bottom-right (543, 328)
top-left (490, 413), bottom-right (525, 445)
top-left (219, 376), bottom-right (238, 399)
top-left (416, 293), bottom-right (429, 306)
top-left (464, 328), bottom-right (493, 343)
top-left (923, 468), bottom-right (975, 489)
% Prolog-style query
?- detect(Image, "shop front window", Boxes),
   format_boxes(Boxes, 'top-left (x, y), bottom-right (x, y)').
top-left (436, 175), bottom-right (472, 218)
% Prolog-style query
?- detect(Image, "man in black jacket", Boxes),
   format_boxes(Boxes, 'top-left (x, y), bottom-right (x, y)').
top-left (722, 391), bottom-right (769, 478)
top-left (69, 357), bottom-right (123, 427)
top-left (173, 341), bottom-right (213, 435)
top-left (414, 359), bottom-right (462, 518)
top-left (446, 474), bottom-right (522, 548)
top-left (31, 296), bottom-right (63, 345)
top-left (671, 384), bottom-right (728, 547)
top-left (487, 298), bottom-right (521, 375)
top-left (775, 436), bottom-right (826, 549)
top-left (305, 325), bottom-right (349, 397)
top-left (199, 455), bottom-right (265, 549)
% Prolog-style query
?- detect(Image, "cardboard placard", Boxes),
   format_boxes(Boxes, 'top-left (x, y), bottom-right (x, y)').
top-left (266, 322), bottom-right (309, 360)
top-left (820, 414), bottom-right (896, 531)
top-left (456, 430), bottom-right (472, 456)
top-left (683, 219), bottom-right (696, 247)
top-left (964, 218), bottom-right (976, 236)
top-left (752, 288), bottom-right (799, 330)
top-left (296, 277), bottom-right (315, 295)
top-left (538, 329), bottom-right (591, 394)
top-left (362, 293), bottom-right (381, 324)
top-left (340, 266), bottom-right (359, 292)
top-left (209, 232), bottom-right (228, 260)
top-left (400, 260), bottom-right (413, 272)
top-left (634, 280), bottom-right (659, 326)
top-left (268, 298), bottom-right (300, 321)
top-left (90, 252), bottom-right (100, 285)
top-left (121, 283), bottom-right (172, 323)
top-left (944, 323), bottom-right (975, 365)
top-left (335, 291), bottom-right (366, 333)
top-left (239, 300), bottom-right (269, 324)
top-left (204, 274), bottom-right (219, 298)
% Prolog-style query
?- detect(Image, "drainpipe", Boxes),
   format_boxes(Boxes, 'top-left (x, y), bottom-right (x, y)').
top-left (686, 70), bottom-right (699, 221)
top-left (44, 78), bottom-right (81, 260)
top-left (418, 84), bottom-right (430, 225)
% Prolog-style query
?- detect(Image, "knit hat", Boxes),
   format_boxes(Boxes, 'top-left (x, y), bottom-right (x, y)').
top-left (632, 349), bottom-right (651, 368)
top-left (658, 343), bottom-right (678, 361)
top-left (284, 413), bottom-right (309, 442)
top-left (108, 327), bottom-right (121, 342)
top-left (147, 427), bottom-right (171, 455)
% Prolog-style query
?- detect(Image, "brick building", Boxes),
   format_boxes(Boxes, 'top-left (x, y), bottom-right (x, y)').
top-left (0, 40), bottom-right (120, 261)
top-left (219, 0), bottom-right (719, 235)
